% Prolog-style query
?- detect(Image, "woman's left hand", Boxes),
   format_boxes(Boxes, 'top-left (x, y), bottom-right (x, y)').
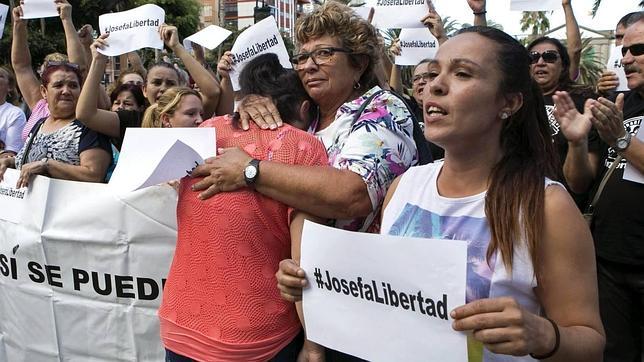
top-left (467, 0), bottom-right (486, 13)
top-left (190, 147), bottom-right (252, 200)
top-left (16, 159), bottom-right (49, 188)
top-left (159, 24), bottom-right (181, 51)
top-left (451, 297), bottom-right (554, 356)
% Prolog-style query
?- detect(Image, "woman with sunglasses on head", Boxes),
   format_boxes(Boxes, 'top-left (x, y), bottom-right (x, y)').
top-left (0, 62), bottom-right (112, 187)
top-left (278, 26), bottom-right (605, 362)
top-left (192, 2), bottom-right (418, 237)
top-left (11, 0), bottom-right (87, 142)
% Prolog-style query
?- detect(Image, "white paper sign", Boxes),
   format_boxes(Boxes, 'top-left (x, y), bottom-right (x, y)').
top-left (366, 0), bottom-right (428, 29)
top-left (229, 17), bottom-right (292, 91)
top-left (301, 221), bottom-right (468, 362)
top-left (0, 4), bottom-right (9, 39)
top-left (510, 0), bottom-right (559, 11)
top-left (395, 28), bottom-right (438, 66)
top-left (183, 25), bottom-right (232, 51)
top-left (108, 128), bottom-right (216, 193)
top-left (0, 170), bottom-right (25, 224)
top-left (624, 121), bottom-right (644, 184)
top-left (607, 45), bottom-right (629, 92)
top-left (98, 4), bottom-right (165, 57)
top-left (21, 0), bottom-right (58, 19)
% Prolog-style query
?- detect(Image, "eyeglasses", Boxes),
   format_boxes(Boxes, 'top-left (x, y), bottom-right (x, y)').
top-left (529, 50), bottom-right (560, 64)
top-left (290, 47), bottom-right (352, 69)
top-left (622, 43), bottom-right (644, 57)
top-left (46, 61), bottom-right (80, 70)
top-left (412, 72), bottom-right (431, 83)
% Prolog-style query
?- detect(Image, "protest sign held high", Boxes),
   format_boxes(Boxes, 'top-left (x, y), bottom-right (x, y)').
top-left (98, 4), bottom-right (165, 56)
top-left (366, 0), bottom-right (428, 29)
top-left (21, 0), bottom-right (58, 19)
top-left (0, 170), bottom-right (177, 361)
top-left (300, 221), bottom-right (468, 362)
top-left (0, 4), bottom-right (8, 39)
top-left (510, 0), bottom-right (559, 11)
top-left (183, 25), bottom-right (232, 52)
top-left (395, 28), bottom-right (439, 66)
top-left (229, 16), bottom-right (292, 91)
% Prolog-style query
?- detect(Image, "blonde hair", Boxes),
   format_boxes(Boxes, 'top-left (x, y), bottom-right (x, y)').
top-left (141, 87), bottom-right (201, 128)
top-left (295, 1), bottom-right (383, 89)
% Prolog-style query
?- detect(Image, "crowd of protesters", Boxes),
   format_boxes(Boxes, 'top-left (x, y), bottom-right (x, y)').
top-left (0, 0), bottom-right (642, 360)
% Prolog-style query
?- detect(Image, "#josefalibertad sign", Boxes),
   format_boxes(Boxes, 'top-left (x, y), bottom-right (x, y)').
top-left (300, 221), bottom-right (468, 362)
top-left (395, 28), bottom-right (439, 66)
top-left (98, 4), bottom-right (165, 56)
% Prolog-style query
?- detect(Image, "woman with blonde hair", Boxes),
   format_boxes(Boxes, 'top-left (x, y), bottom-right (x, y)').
top-left (141, 87), bottom-right (203, 128)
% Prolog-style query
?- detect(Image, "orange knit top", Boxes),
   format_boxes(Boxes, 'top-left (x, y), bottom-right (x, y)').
top-left (158, 115), bottom-right (328, 361)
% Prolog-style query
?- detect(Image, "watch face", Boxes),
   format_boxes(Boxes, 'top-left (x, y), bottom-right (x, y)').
top-left (617, 139), bottom-right (628, 150)
top-left (245, 165), bottom-right (257, 179)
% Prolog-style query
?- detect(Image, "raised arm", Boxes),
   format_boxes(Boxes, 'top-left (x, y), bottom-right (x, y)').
top-left (215, 51), bottom-right (235, 116)
top-left (388, 39), bottom-right (403, 93)
top-left (57, 0), bottom-right (87, 75)
top-left (160, 24), bottom-right (221, 118)
top-left (421, 9), bottom-right (448, 45)
top-left (75, 34), bottom-right (122, 138)
top-left (126, 51), bottom-right (147, 80)
top-left (11, 6), bottom-right (42, 109)
top-left (467, 0), bottom-right (487, 27)
top-left (563, 0), bottom-right (581, 81)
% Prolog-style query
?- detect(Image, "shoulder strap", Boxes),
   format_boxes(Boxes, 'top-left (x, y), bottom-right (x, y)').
top-left (19, 119), bottom-right (45, 167)
top-left (351, 90), bottom-right (386, 124)
top-left (587, 155), bottom-right (623, 213)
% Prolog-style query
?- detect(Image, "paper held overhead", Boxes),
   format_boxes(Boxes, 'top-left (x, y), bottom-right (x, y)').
top-left (228, 16), bottom-right (293, 91)
top-left (510, 0), bottom-right (559, 11)
top-left (97, 4), bottom-right (165, 56)
top-left (395, 28), bottom-right (439, 66)
top-left (366, 0), bottom-right (429, 29)
top-left (183, 25), bottom-right (232, 51)
top-left (21, 0), bottom-right (58, 19)
top-left (0, 4), bottom-right (9, 39)
top-left (108, 128), bottom-right (217, 193)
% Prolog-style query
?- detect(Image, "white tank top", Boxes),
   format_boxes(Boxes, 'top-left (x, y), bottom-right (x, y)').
top-left (381, 162), bottom-right (564, 362)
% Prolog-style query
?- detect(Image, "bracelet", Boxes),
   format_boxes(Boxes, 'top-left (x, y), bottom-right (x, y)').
top-left (473, 10), bottom-right (487, 15)
top-left (529, 317), bottom-right (560, 360)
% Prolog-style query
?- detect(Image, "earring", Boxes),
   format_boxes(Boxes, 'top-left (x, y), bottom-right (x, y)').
top-left (500, 112), bottom-right (509, 120)
top-left (353, 81), bottom-right (361, 90)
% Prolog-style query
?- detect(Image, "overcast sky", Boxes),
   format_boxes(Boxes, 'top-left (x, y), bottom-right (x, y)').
top-left (431, 0), bottom-right (642, 37)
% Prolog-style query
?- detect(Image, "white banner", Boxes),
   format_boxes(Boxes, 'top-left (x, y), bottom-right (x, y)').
top-left (510, 0), bottom-right (559, 11)
top-left (98, 4), bottom-right (165, 57)
top-left (21, 0), bottom-right (57, 19)
top-left (0, 4), bottom-right (9, 39)
top-left (0, 169), bottom-right (178, 361)
top-left (0, 170), bottom-right (25, 224)
top-left (300, 221), bottom-right (468, 362)
top-left (366, 0), bottom-right (428, 29)
top-left (183, 25), bottom-right (232, 51)
top-left (607, 45), bottom-right (629, 92)
top-left (624, 123), bottom-right (644, 184)
top-left (395, 28), bottom-right (438, 66)
top-left (108, 128), bottom-right (217, 193)
top-left (229, 16), bottom-right (292, 91)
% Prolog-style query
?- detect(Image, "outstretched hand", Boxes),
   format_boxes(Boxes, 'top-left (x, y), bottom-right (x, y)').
top-left (552, 91), bottom-right (592, 145)
top-left (89, 33), bottom-right (110, 62)
top-left (588, 94), bottom-right (626, 148)
top-left (467, 0), bottom-right (486, 13)
top-left (55, 0), bottom-right (72, 21)
top-left (159, 24), bottom-right (181, 51)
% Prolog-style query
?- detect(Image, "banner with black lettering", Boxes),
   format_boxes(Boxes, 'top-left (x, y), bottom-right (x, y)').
top-left (229, 16), bottom-right (292, 91)
top-left (366, 0), bottom-right (428, 29)
top-left (98, 4), bottom-right (165, 56)
top-left (300, 221), bottom-right (468, 361)
top-left (0, 169), bottom-right (177, 361)
top-left (395, 28), bottom-right (439, 66)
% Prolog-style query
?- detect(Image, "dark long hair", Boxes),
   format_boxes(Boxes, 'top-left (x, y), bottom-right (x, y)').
top-left (235, 53), bottom-right (314, 127)
top-left (458, 26), bottom-right (559, 272)
top-left (110, 83), bottom-right (146, 112)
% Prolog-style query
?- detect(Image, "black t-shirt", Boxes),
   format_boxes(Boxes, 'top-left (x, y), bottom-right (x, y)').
top-left (543, 93), bottom-right (601, 209)
top-left (113, 110), bottom-right (142, 150)
top-left (592, 90), bottom-right (644, 266)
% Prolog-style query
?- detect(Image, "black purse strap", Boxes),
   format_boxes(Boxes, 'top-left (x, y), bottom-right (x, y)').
top-left (19, 119), bottom-right (45, 168)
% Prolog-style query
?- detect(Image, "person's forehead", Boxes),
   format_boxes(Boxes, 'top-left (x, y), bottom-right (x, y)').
top-left (148, 67), bottom-right (178, 80)
top-left (623, 21), bottom-right (644, 45)
top-left (616, 23), bottom-right (626, 35)
top-left (413, 62), bottom-right (429, 75)
top-left (122, 73), bottom-right (143, 82)
top-left (49, 70), bottom-right (79, 81)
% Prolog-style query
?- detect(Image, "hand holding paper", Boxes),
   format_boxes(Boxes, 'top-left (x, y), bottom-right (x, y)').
top-left (160, 23), bottom-right (181, 51)
top-left (98, 4), bottom-right (165, 56)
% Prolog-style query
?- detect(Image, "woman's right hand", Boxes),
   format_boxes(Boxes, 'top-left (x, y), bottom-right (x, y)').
top-left (12, 5), bottom-right (25, 25)
top-left (553, 91), bottom-right (592, 145)
top-left (421, 10), bottom-right (447, 43)
top-left (89, 33), bottom-right (109, 63)
top-left (217, 51), bottom-right (234, 79)
top-left (238, 94), bottom-right (283, 130)
top-left (276, 259), bottom-right (308, 302)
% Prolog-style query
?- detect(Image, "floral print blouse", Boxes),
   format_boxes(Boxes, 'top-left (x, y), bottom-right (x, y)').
top-left (310, 86), bottom-right (418, 232)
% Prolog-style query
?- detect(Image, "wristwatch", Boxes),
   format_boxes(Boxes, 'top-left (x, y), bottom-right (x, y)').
top-left (615, 132), bottom-right (632, 152)
top-left (243, 159), bottom-right (261, 187)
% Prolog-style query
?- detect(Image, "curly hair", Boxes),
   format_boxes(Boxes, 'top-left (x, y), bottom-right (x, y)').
top-left (141, 86), bottom-right (201, 128)
top-left (295, 1), bottom-right (383, 90)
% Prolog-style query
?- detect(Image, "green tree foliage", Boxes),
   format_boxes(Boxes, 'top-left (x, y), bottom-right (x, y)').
top-left (577, 38), bottom-right (604, 88)
top-left (520, 11), bottom-right (550, 39)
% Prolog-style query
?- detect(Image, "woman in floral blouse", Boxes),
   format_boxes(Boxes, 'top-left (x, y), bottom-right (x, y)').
top-left (191, 1), bottom-right (418, 234)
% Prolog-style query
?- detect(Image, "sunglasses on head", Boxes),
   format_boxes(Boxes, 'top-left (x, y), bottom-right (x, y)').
top-left (46, 61), bottom-right (80, 70)
top-left (622, 43), bottom-right (644, 57)
top-left (529, 50), bottom-right (560, 64)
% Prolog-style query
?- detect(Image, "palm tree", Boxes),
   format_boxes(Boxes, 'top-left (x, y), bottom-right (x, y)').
top-left (577, 38), bottom-right (604, 88)
top-left (520, 11), bottom-right (550, 39)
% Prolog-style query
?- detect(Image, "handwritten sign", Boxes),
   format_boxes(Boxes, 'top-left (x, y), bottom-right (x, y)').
top-left (229, 17), bottom-right (292, 91)
top-left (510, 0), bottom-right (559, 11)
top-left (366, 0), bottom-right (428, 29)
top-left (607, 45), bottom-right (629, 92)
top-left (98, 4), bottom-right (165, 56)
top-left (21, 0), bottom-right (58, 19)
top-left (301, 221), bottom-right (468, 362)
top-left (395, 28), bottom-right (438, 66)
top-left (183, 25), bottom-right (232, 51)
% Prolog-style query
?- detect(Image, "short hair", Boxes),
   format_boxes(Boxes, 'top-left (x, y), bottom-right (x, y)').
top-left (109, 83), bottom-right (146, 111)
top-left (115, 68), bottom-right (146, 87)
top-left (237, 53), bottom-right (313, 126)
top-left (295, 1), bottom-right (383, 90)
top-left (0, 67), bottom-right (19, 104)
top-left (43, 52), bottom-right (69, 65)
top-left (41, 63), bottom-right (82, 87)
top-left (141, 87), bottom-right (201, 128)
top-left (624, 11), bottom-right (644, 27)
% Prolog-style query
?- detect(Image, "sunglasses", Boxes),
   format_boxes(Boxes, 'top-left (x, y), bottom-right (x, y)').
top-left (622, 43), bottom-right (644, 57)
top-left (46, 61), bottom-right (80, 70)
top-left (529, 50), bottom-right (560, 64)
